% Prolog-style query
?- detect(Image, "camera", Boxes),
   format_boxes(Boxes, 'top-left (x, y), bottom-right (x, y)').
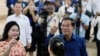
top-left (39, 8), bottom-right (49, 19)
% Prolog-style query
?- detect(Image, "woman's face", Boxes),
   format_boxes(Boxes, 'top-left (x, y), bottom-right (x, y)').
top-left (8, 25), bottom-right (19, 40)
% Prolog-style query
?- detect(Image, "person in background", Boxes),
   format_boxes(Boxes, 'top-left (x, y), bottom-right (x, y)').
top-left (23, 0), bottom-right (38, 56)
top-left (37, 2), bottom-right (59, 56)
top-left (58, 0), bottom-right (75, 21)
top-left (6, 1), bottom-right (32, 52)
top-left (54, 0), bottom-right (61, 12)
top-left (6, 0), bottom-right (17, 16)
top-left (0, 21), bottom-right (26, 56)
top-left (48, 37), bottom-right (65, 56)
top-left (90, 0), bottom-right (100, 42)
top-left (73, 6), bottom-right (90, 38)
top-left (46, 2), bottom-right (59, 36)
top-left (81, 0), bottom-right (92, 41)
top-left (91, 12), bottom-right (100, 56)
top-left (35, 0), bottom-right (46, 14)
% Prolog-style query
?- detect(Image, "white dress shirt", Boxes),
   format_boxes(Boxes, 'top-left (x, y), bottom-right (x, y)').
top-left (92, 0), bottom-right (100, 15)
top-left (82, 0), bottom-right (92, 13)
top-left (58, 5), bottom-right (75, 22)
top-left (6, 13), bottom-right (32, 47)
top-left (47, 13), bottom-right (59, 36)
top-left (91, 16), bottom-right (100, 40)
top-left (58, 5), bottom-right (75, 17)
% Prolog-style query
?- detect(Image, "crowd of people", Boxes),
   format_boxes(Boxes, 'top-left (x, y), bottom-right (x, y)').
top-left (0, 0), bottom-right (100, 56)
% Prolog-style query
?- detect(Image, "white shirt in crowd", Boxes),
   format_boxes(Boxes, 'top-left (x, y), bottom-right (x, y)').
top-left (47, 13), bottom-right (59, 36)
top-left (82, 0), bottom-right (92, 13)
top-left (58, 5), bottom-right (75, 16)
top-left (6, 13), bottom-right (32, 47)
top-left (92, 0), bottom-right (100, 15)
top-left (91, 16), bottom-right (100, 40)
top-left (58, 5), bottom-right (75, 22)
top-left (73, 13), bottom-right (90, 38)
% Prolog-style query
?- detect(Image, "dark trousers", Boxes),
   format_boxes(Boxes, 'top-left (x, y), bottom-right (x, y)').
top-left (93, 24), bottom-right (98, 42)
top-left (32, 24), bottom-right (49, 56)
top-left (85, 21), bottom-right (97, 41)
top-left (37, 42), bottom-right (49, 56)
top-left (85, 21), bottom-right (91, 40)
top-left (96, 40), bottom-right (100, 56)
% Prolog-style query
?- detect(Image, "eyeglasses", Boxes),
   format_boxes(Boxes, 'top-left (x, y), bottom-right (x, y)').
top-left (61, 25), bottom-right (71, 28)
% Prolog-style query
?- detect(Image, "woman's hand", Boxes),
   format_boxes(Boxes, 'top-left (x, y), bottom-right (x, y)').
top-left (9, 39), bottom-right (17, 47)
top-left (29, 4), bottom-right (35, 15)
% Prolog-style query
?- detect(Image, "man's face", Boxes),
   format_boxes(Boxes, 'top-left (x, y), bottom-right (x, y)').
top-left (61, 20), bottom-right (74, 36)
top-left (47, 4), bottom-right (54, 13)
top-left (14, 3), bottom-right (22, 14)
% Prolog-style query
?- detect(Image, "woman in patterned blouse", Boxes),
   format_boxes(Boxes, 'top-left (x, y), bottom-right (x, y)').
top-left (0, 21), bottom-right (26, 56)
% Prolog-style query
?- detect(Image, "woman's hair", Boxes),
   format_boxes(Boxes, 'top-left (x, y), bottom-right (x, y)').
top-left (49, 36), bottom-right (65, 56)
top-left (0, 21), bottom-right (20, 41)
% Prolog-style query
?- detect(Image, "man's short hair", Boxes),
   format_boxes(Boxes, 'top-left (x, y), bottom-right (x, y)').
top-left (14, 1), bottom-right (22, 7)
top-left (61, 17), bottom-right (75, 27)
